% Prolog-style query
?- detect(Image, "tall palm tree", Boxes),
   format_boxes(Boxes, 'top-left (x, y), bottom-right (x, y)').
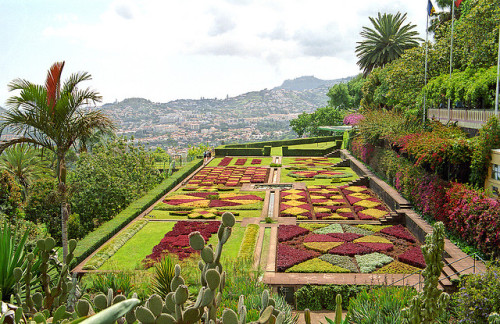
top-left (0, 61), bottom-right (115, 259)
top-left (355, 12), bottom-right (423, 76)
top-left (0, 144), bottom-right (51, 197)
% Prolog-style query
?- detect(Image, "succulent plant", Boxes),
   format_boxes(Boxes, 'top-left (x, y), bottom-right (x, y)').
top-left (401, 222), bottom-right (450, 324)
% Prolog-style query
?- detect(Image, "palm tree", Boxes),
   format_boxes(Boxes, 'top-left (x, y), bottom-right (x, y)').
top-left (0, 144), bottom-right (51, 197)
top-left (0, 61), bottom-right (115, 259)
top-left (355, 12), bottom-right (422, 76)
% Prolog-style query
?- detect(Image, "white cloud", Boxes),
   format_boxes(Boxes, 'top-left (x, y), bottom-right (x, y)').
top-left (1, 0), bottom-right (429, 103)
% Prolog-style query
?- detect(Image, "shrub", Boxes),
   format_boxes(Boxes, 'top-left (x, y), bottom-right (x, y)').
top-left (295, 284), bottom-right (369, 311)
top-left (469, 116), bottom-right (500, 187)
top-left (238, 224), bottom-right (259, 259)
top-left (452, 266), bottom-right (500, 323)
top-left (346, 286), bottom-right (417, 324)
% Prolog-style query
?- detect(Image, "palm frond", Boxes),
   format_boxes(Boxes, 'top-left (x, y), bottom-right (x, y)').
top-left (45, 61), bottom-right (65, 110)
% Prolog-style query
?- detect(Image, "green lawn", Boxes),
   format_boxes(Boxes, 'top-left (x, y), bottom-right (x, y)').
top-left (207, 223), bottom-right (246, 259)
top-left (99, 221), bottom-right (246, 270)
top-left (259, 228), bottom-right (271, 270)
top-left (287, 141), bottom-right (338, 150)
top-left (207, 157), bottom-right (274, 167)
top-left (100, 221), bottom-right (176, 270)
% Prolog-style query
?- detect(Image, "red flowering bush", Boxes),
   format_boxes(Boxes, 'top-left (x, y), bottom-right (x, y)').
top-left (445, 182), bottom-right (500, 257)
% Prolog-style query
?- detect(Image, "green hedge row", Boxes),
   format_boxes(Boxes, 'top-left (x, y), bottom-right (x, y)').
top-left (73, 159), bottom-right (203, 267)
top-left (223, 136), bottom-right (341, 148)
top-left (214, 147), bottom-right (269, 157)
top-left (282, 141), bottom-right (341, 156)
top-left (294, 284), bottom-right (370, 310)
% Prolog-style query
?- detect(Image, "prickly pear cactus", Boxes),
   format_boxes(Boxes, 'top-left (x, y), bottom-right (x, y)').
top-left (402, 222), bottom-right (450, 324)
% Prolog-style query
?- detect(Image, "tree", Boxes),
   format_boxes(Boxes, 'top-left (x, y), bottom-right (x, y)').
top-left (0, 144), bottom-right (51, 197)
top-left (69, 137), bottom-right (160, 234)
top-left (0, 61), bottom-right (115, 259)
top-left (327, 75), bottom-right (366, 109)
top-left (289, 107), bottom-right (344, 137)
top-left (355, 12), bottom-right (422, 76)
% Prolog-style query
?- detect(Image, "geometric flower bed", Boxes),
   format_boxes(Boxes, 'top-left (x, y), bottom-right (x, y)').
top-left (279, 189), bottom-right (312, 219)
top-left (163, 191), bottom-right (264, 208)
top-left (185, 166), bottom-right (270, 189)
top-left (278, 185), bottom-right (390, 221)
top-left (143, 221), bottom-right (220, 267)
top-left (288, 170), bottom-right (353, 179)
top-left (287, 157), bottom-right (337, 167)
top-left (277, 223), bottom-right (425, 273)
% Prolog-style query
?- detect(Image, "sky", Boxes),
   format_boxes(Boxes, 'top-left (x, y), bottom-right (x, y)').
top-left (0, 0), bottom-right (431, 105)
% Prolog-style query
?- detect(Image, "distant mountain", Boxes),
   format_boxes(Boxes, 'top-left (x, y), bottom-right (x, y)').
top-left (275, 75), bottom-right (354, 91)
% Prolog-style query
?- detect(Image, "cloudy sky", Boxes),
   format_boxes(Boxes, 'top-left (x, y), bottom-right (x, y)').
top-left (0, 0), bottom-right (431, 104)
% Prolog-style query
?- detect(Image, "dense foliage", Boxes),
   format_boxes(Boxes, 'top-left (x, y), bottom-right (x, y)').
top-left (69, 137), bottom-right (161, 235)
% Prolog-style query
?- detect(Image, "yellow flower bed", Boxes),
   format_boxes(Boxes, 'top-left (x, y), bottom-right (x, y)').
top-left (360, 208), bottom-right (388, 219)
top-left (354, 235), bottom-right (392, 244)
top-left (354, 200), bottom-right (381, 208)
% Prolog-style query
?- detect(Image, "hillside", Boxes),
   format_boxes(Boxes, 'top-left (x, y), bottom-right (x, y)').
top-left (98, 76), bottom-right (350, 152)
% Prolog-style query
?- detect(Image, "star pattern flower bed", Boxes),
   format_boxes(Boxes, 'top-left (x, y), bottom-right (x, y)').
top-left (143, 220), bottom-right (220, 267)
top-left (286, 157), bottom-right (338, 167)
top-left (278, 185), bottom-right (391, 221)
top-left (276, 223), bottom-right (424, 273)
top-left (185, 166), bottom-right (270, 189)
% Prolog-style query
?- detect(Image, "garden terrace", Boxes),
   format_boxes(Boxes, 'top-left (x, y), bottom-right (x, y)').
top-left (72, 144), bottom-right (486, 309)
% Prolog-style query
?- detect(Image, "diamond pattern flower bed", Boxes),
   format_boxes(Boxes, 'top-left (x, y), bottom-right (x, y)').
top-left (143, 221), bottom-right (220, 267)
top-left (186, 166), bottom-right (270, 188)
top-left (287, 157), bottom-right (336, 167)
top-left (163, 192), bottom-right (263, 208)
top-left (277, 223), bottom-right (422, 273)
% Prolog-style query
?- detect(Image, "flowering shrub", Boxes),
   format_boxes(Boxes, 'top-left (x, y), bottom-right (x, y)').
top-left (469, 116), bottom-right (500, 186)
top-left (445, 182), bottom-right (500, 256)
top-left (452, 266), bottom-right (500, 323)
top-left (343, 113), bottom-right (364, 126)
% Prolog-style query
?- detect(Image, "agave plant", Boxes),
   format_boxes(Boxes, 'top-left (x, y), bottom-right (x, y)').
top-left (0, 220), bottom-right (28, 301)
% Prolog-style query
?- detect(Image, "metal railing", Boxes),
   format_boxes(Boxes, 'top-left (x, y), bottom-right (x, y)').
top-left (428, 108), bottom-right (500, 129)
top-left (389, 253), bottom-right (485, 290)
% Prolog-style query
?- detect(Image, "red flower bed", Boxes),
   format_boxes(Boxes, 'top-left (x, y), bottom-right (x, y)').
top-left (304, 234), bottom-right (344, 242)
top-left (328, 233), bottom-right (363, 242)
top-left (251, 159), bottom-right (261, 165)
top-left (380, 225), bottom-right (416, 242)
top-left (398, 246), bottom-right (426, 268)
top-left (357, 242), bottom-right (394, 252)
top-left (276, 244), bottom-right (318, 272)
top-left (144, 221), bottom-right (220, 266)
top-left (235, 158), bottom-right (247, 165)
top-left (328, 243), bottom-right (373, 256)
top-left (278, 225), bottom-right (309, 242)
top-left (218, 157), bottom-right (233, 166)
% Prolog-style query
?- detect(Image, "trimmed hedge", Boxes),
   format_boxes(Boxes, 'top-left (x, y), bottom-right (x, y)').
top-left (294, 284), bottom-right (370, 310)
top-left (282, 141), bottom-right (341, 156)
top-left (214, 147), bottom-right (266, 157)
top-left (73, 159), bottom-right (203, 267)
top-left (223, 136), bottom-right (341, 148)
top-left (82, 219), bottom-right (148, 270)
